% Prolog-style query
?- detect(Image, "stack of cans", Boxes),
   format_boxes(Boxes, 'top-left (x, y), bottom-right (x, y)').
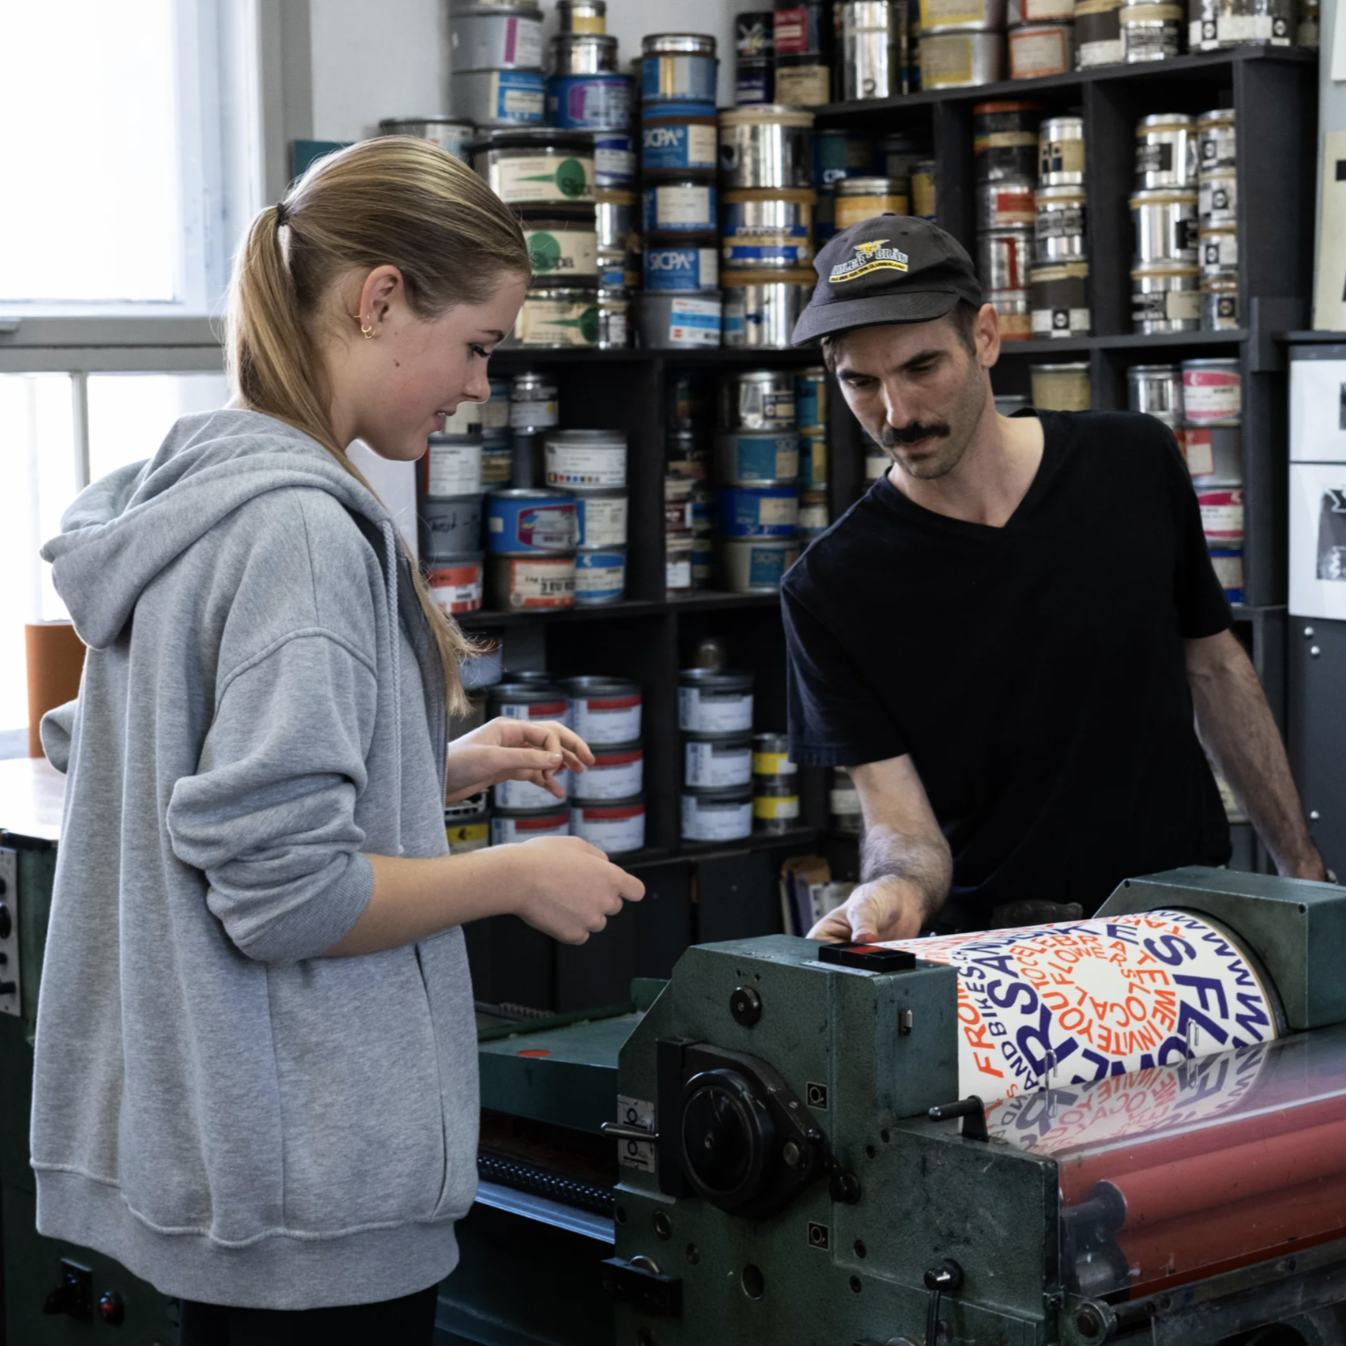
top-left (1188, 0), bottom-right (1293, 51)
top-left (481, 379), bottom-right (515, 487)
top-left (450, 3), bottom-right (545, 128)
top-left (719, 105), bottom-right (817, 349)
top-left (488, 679), bottom-right (572, 843)
top-left (544, 429), bottom-right (629, 604)
top-left (637, 34), bottom-right (723, 349)
top-left (484, 487), bottom-right (578, 612)
top-left (1196, 108), bottom-right (1238, 331)
top-left (1183, 358), bottom-right (1244, 601)
top-left (918, 0), bottom-right (1007, 89)
top-left (680, 668), bottom-right (756, 844)
top-left (666, 472), bottom-right (696, 594)
top-left (716, 370), bottom-right (802, 593)
top-left (772, 0), bottom-right (833, 106)
top-left (1032, 115), bottom-right (1089, 339)
top-left (974, 101), bottom-right (1042, 343)
top-left (752, 732), bottom-right (800, 834)
top-left (796, 366), bottom-right (829, 543)
top-left (735, 10), bottom-right (775, 103)
top-left (377, 117), bottom-right (474, 162)
top-left (1007, 0), bottom-right (1077, 76)
top-left (506, 370), bottom-right (558, 487)
top-left (666, 374), bottom-right (715, 589)
top-left (421, 405), bottom-right (486, 618)
top-left (1130, 113), bottom-right (1200, 333)
top-left (1119, 1), bottom-right (1184, 59)
top-left (839, 0), bottom-right (909, 100)
top-left (564, 675), bottom-right (646, 856)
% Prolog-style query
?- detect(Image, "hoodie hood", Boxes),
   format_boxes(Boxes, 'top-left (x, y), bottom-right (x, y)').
top-left (43, 409), bottom-right (393, 650)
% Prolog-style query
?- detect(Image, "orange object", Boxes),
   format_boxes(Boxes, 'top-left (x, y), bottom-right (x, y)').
top-left (24, 622), bottom-right (85, 757)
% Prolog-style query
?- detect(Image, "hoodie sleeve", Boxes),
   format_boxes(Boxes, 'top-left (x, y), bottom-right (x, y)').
top-left (40, 700), bottom-right (78, 774)
top-left (165, 630), bottom-right (379, 963)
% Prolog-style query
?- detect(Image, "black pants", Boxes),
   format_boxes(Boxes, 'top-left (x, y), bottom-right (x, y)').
top-left (177, 1284), bottom-right (438, 1346)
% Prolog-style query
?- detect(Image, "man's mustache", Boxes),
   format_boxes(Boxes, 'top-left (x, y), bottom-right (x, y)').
top-left (881, 421), bottom-right (951, 448)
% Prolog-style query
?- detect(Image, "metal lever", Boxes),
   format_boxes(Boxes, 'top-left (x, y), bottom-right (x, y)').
top-left (923, 1260), bottom-right (963, 1346)
top-left (601, 1121), bottom-right (659, 1142)
top-left (927, 1096), bottom-right (988, 1142)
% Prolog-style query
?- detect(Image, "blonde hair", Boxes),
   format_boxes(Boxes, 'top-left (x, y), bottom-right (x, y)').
top-left (225, 136), bottom-right (529, 713)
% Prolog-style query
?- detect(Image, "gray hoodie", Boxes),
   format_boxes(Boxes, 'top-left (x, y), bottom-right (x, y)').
top-left (32, 409), bottom-right (478, 1310)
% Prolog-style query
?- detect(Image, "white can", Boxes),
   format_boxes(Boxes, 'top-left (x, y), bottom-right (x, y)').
top-left (424, 436), bottom-right (484, 496)
top-left (682, 786), bottom-right (754, 843)
top-left (427, 556), bottom-right (484, 615)
top-left (684, 732), bottom-right (754, 788)
top-left (1198, 169), bottom-right (1237, 225)
top-left (494, 772), bottom-right (571, 811)
top-left (1182, 358), bottom-right (1241, 424)
top-left (575, 490), bottom-right (628, 549)
top-left (491, 806), bottom-right (570, 844)
top-left (666, 532), bottom-right (694, 592)
top-left (545, 429), bottom-right (627, 488)
top-left (570, 796), bottom-right (645, 855)
top-left (563, 676), bottom-right (642, 743)
top-left (678, 669), bottom-right (755, 733)
top-left (570, 741), bottom-right (643, 800)
top-left (450, 5), bottom-right (545, 71)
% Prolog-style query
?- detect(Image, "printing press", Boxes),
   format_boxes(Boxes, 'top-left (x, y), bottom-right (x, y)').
top-left (466, 866), bottom-right (1346, 1346)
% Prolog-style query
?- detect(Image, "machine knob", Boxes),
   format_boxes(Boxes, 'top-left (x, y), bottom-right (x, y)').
top-left (97, 1291), bottom-right (125, 1326)
top-left (0, 982), bottom-right (15, 997)
top-left (680, 1068), bottom-right (775, 1210)
top-left (1311, 646), bottom-right (1322, 658)
top-left (0, 902), bottom-right (11, 939)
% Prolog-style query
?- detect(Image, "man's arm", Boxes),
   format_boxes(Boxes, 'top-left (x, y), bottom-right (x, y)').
top-left (807, 754), bottom-right (952, 942)
top-left (1187, 629), bottom-right (1325, 880)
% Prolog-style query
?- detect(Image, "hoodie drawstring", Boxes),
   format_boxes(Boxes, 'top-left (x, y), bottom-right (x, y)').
top-left (380, 521), bottom-right (405, 857)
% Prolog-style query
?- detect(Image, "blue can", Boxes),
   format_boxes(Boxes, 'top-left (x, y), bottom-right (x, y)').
top-left (642, 182), bottom-right (717, 233)
top-left (640, 115), bottom-right (718, 175)
top-left (546, 73), bottom-right (633, 130)
top-left (644, 244), bottom-right (719, 291)
top-left (574, 548), bottom-right (627, 605)
top-left (735, 61), bottom-right (772, 105)
top-left (715, 431), bottom-right (800, 486)
top-left (486, 488), bottom-right (577, 554)
top-left (719, 486), bottom-right (799, 538)
top-left (721, 197), bottom-right (811, 269)
top-left (812, 129), bottom-right (874, 187)
top-left (592, 129), bottom-right (636, 187)
top-left (640, 41), bottom-right (718, 109)
top-left (795, 370), bottom-right (826, 429)
top-left (457, 69), bottom-right (546, 127)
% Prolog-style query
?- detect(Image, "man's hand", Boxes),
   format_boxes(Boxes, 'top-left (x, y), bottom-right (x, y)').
top-left (807, 877), bottom-right (929, 943)
top-left (445, 717), bottom-right (596, 802)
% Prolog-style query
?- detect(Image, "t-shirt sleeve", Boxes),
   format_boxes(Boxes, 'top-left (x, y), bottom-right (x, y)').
top-left (783, 582), bottom-right (909, 768)
top-left (1159, 422), bottom-right (1232, 638)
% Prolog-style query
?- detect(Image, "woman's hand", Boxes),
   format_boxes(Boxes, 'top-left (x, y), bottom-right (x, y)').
top-left (445, 716), bottom-right (596, 802)
top-left (509, 836), bottom-right (646, 943)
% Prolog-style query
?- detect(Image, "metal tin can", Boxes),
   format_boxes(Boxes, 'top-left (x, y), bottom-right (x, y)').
top-left (834, 176), bottom-right (911, 228)
top-left (918, 31), bottom-right (1005, 87)
top-left (1009, 0), bottom-right (1075, 17)
top-left (691, 482), bottom-right (716, 533)
top-left (919, 0), bottom-right (1008, 31)
top-left (721, 189), bottom-right (816, 269)
top-left (636, 291), bottom-right (722, 348)
top-left (666, 531), bottom-right (694, 593)
top-left (1199, 487), bottom-right (1243, 544)
top-left (487, 552), bottom-right (576, 610)
top-left (1131, 264), bottom-right (1201, 332)
top-left (550, 31), bottom-right (617, 73)
top-left (754, 779), bottom-right (800, 831)
top-left (446, 811), bottom-right (491, 856)
top-left (994, 394), bottom-right (1031, 415)
top-left (641, 33), bottom-right (719, 109)
top-left (642, 180), bottom-right (717, 233)
top-left (736, 58), bottom-right (774, 104)
top-left (1189, 0), bottom-right (1292, 47)
top-left (979, 225), bottom-right (1034, 290)
top-left (1208, 546), bottom-right (1243, 602)
top-left (685, 731), bottom-right (754, 788)
top-left (574, 489), bottom-right (628, 549)
top-left (1298, 0), bottom-right (1320, 45)
top-left (506, 286), bottom-right (600, 346)
top-left (679, 668), bottom-right (755, 732)
top-left (1008, 22), bottom-right (1074, 77)
top-left (481, 433), bottom-right (513, 484)
top-left (489, 678), bottom-right (568, 722)
top-left (641, 114), bottom-right (719, 175)
top-left (1038, 116), bottom-right (1084, 185)
top-left (1029, 261), bottom-right (1090, 337)
top-left (494, 767), bottom-right (574, 811)
top-left (472, 128), bottom-right (594, 203)
top-left (486, 487), bottom-right (577, 553)
top-left (452, 69), bottom-right (546, 127)
top-left (570, 741), bottom-right (643, 799)
top-left (438, 399), bottom-right (484, 435)
top-left (558, 0), bottom-right (606, 32)
top-left (720, 485), bottom-right (797, 541)
top-left (595, 188), bottom-right (636, 253)
top-left (544, 429), bottom-right (626, 488)
top-left (1030, 361), bottom-right (1091, 411)
top-left (1135, 114), bottom-right (1196, 189)
top-left (989, 287), bottom-right (1032, 340)
top-left (830, 767), bottom-right (862, 832)
top-left (865, 444), bottom-right (891, 478)
top-left (772, 55), bottom-right (832, 106)
top-left (570, 795), bottom-right (645, 854)
top-left (719, 369), bottom-right (797, 429)
top-left (721, 270), bottom-right (815, 348)
top-left (973, 100), bottom-right (1042, 180)
top-left (509, 372), bottom-right (558, 430)
top-left (1198, 169), bottom-right (1237, 225)
top-left (736, 10), bottom-right (775, 59)
top-left (573, 547), bottom-right (626, 604)
top-left (667, 433), bottom-right (710, 480)
top-left (420, 494), bottom-right (484, 560)
top-left (1130, 189), bottom-right (1198, 264)
top-left (719, 105), bottom-right (815, 189)
top-left (562, 675), bottom-right (641, 742)
top-left (714, 430), bottom-right (801, 484)
top-left (800, 486), bottom-right (829, 535)
top-left (1127, 362), bottom-right (1183, 421)
top-left (843, 0), bottom-right (906, 99)
top-left (521, 215), bottom-right (598, 282)
top-left (1074, 0), bottom-right (1124, 64)
top-left (590, 129), bottom-right (635, 188)
top-left (977, 173), bottom-right (1036, 230)
top-left (681, 785), bottom-right (753, 842)
top-left (428, 555), bottom-right (485, 615)
top-left (1196, 109), bottom-right (1236, 171)
top-left (546, 72), bottom-right (633, 130)
top-left (1183, 423), bottom-right (1241, 484)
top-left (1182, 357), bottom-right (1241, 424)
top-left (878, 132), bottom-right (931, 183)
top-left (1201, 275), bottom-right (1239, 330)
top-left (753, 731), bottom-right (798, 779)
top-left (491, 805), bottom-right (570, 844)
top-left (796, 367), bottom-right (827, 428)
top-left (482, 378), bottom-right (513, 429)
top-left (644, 242), bottom-right (719, 290)
top-left (423, 435), bottom-right (484, 496)
top-left (911, 159), bottom-right (937, 219)
top-left (450, 4), bottom-right (545, 71)
top-left (813, 128), bottom-right (875, 185)
top-left (377, 117), bottom-right (475, 160)
top-left (721, 536), bottom-right (802, 591)
top-left (1120, 3), bottom-right (1182, 58)
top-left (691, 534), bottom-right (715, 587)
top-left (665, 473), bottom-right (694, 533)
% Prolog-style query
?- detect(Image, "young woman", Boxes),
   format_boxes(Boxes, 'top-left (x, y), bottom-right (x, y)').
top-left (32, 137), bottom-right (643, 1345)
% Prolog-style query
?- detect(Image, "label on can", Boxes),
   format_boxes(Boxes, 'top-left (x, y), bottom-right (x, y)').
top-left (640, 52), bottom-right (718, 103)
top-left (497, 696), bottom-right (568, 722)
top-left (1040, 133), bottom-right (1084, 180)
top-left (495, 154), bottom-right (594, 203)
top-left (1183, 366), bottom-right (1241, 422)
top-left (547, 75), bottom-right (633, 130)
top-left (484, 70), bottom-right (546, 123)
top-left (741, 541), bottom-right (793, 587)
top-left (575, 550), bottom-right (626, 604)
top-left (1200, 231), bottom-right (1238, 271)
top-left (428, 561), bottom-right (484, 615)
top-left (722, 235), bottom-right (811, 266)
top-left (642, 183), bottom-right (715, 230)
top-left (772, 63), bottom-right (830, 105)
top-left (524, 227), bottom-right (597, 278)
top-left (753, 750), bottom-right (796, 776)
top-left (921, 35), bottom-right (976, 84)
top-left (830, 783), bottom-right (861, 815)
top-left (491, 811), bottom-right (570, 844)
top-left (666, 296), bottom-right (722, 346)
top-left (1037, 202), bottom-right (1086, 239)
top-left (489, 501), bottom-right (577, 551)
top-left (516, 294), bottom-right (600, 346)
top-left (679, 686), bottom-right (754, 733)
top-left (1209, 548), bottom-right (1244, 601)
top-left (573, 748), bottom-right (643, 799)
top-left (503, 556), bottom-right (576, 608)
top-left (576, 494), bottom-right (628, 547)
top-left (796, 377), bottom-right (826, 429)
top-left (1184, 429), bottom-right (1215, 477)
top-left (800, 496), bottom-right (829, 529)
top-left (1024, 0), bottom-right (1075, 16)
top-left (724, 434), bottom-right (800, 483)
top-left (570, 693), bottom-right (642, 744)
top-left (865, 451), bottom-right (890, 479)
top-left (836, 194), bottom-right (909, 229)
top-left (686, 739), bottom-right (753, 788)
top-left (921, 0), bottom-right (993, 25)
top-left (1199, 488), bottom-right (1243, 542)
top-left (1009, 27), bottom-right (1070, 76)
top-left (1032, 306), bottom-right (1090, 336)
top-left (989, 189), bottom-right (1035, 227)
top-left (495, 773), bottom-right (571, 810)
top-left (754, 793), bottom-right (800, 820)
top-left (1199, 174), bottom-right (1236, 221)
top-left (681, 793), bottom-right (754, 842)
top-left (510, 398), bottom-right (558, 429)
top-left (1078, 36), bottom-right (1124, 64)
top-left (546, 443), bottom-right (626, 488)
top-left (644, 245), bottom-right (719, 291)
top-left (572, 801), bottom-right (645, 854)
top-left (641, 121), bottom-right (718, 172)
top-left (425, 441), bottom-right (483, 495)
top-left (446, 820), bottom-right (490, 854)
top-left (592, 131), bottom-right (636, 184)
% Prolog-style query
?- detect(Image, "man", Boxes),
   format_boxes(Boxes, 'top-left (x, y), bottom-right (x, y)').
top-left (784, 214), bottom-right (1325, 943)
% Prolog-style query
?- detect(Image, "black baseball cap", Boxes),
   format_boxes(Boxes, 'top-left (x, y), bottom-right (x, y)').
top-left (792, 215), bottom-right (984, 346)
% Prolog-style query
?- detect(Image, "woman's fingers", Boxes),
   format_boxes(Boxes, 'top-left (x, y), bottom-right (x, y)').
top-left (503, 717), bottom-right (596, 767)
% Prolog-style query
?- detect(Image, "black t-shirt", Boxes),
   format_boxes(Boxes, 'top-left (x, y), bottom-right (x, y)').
top-left (783, 409), bottom-right (1232, 928)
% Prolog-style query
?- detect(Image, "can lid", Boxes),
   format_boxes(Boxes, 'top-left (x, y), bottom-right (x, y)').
top-left (1201, 276), bottom-right (1238, 292)
top-left (1035, 184), bottom-right (1087, 201)
top-left (427, 552), bottom-right (486, 569)
top-left (1029, 261), bottom-right (1090, 281)
top-left (721, 269), bottom-right (817, 286)
top-left (642, 32), bottom-right (717, 55)
top-left (1131, 263), bottom-right (1199, 277)
top-left (546, 428), bottom-right (627, 445)
top-left (683, 784), bottom-right (754, 801)
top-left (1073, 0), bottom-right (1122, 14)
top-left (469, 128), bottom-right (594, 154)
top-left (1181, 357), bottom-right (1240, 369)
top-left (753, 731), bottom-right (790, 750)
top-left (835, 177), bottom-right (907, 195)
top-left (638, 111), bottom-right (719, 126)
top-left (1030, 361), bottom-right (1090, 372)
top-left (489, 486), bottom-right (576, 500)
top-left (684, 729), bottom-right (754, 743)
top-left (1136, 113), bottom-right (1194, 130)
top-left (680, 667), bottom-right (755, 691)
top-left (490, 679), bottom-right (568, 704)
top-left (1127, 363), bottom-right (1181, 373)
top-left (1198, 167), bottom-right (1238, 180)
top-left (1128, 190), bottom-right (1198, 205)
top-left (722, 187), bottom-right (819, 205)
top-left (494, 804), bottom-right (571, 820)
top-left (595, 189), bottom-right (638, 206)
top-left (1039, 115), bottom-right (1084, 132)
top-left (572, 795), bottom-right (646, 812)
top-left (1196, 108), bottom-right (1236, 124)
top-left (973, 100), bottom-right (1047, 115)
top-left (718, 104), bottom-right (815, 128)
top-left (561, 675), bottom-right (640, 696)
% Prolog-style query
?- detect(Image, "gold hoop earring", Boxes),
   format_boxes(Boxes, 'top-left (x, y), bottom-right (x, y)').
top-left (360, 321), bottom-right (376, 339)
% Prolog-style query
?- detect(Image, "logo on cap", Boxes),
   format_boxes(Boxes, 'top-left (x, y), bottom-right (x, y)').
top-left (829, 239), bottom-right (910, 285)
